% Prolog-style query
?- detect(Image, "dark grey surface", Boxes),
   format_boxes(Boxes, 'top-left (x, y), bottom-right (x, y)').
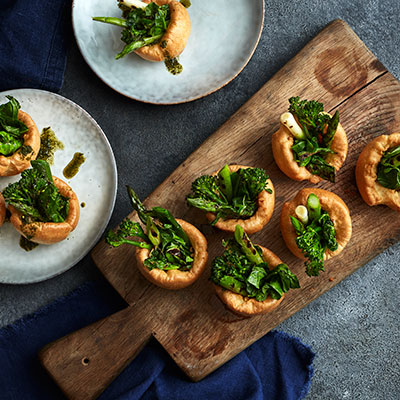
top-left (1, 0), bottom-right (400, 399)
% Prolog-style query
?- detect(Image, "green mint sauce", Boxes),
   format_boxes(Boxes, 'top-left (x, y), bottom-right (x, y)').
top-left (63, 152), bottom-right (86, 179)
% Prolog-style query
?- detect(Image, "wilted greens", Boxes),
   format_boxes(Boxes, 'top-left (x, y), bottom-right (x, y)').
top-left (0, 96), bottom-right (28, 157)
top-left (377, 145), bottom-right (400, 190)
top-left (187, 165), bottom-right (272, 225)
top-left (289, 96), bottom-right (339, 183)
top-left (211, 225), bottom-right (300, 301)
top-left (2, 160), bottom-right (69, 223)
top-left (290, 194), bottom-right (338, 276)
top-left (93, 2), bottom-right (170, 59)
top-left (106, 186), bottom-right (194, 271)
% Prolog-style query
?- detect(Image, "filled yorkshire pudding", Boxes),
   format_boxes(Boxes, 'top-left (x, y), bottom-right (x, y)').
top-left (0, 97), bottom-right (40, 176)
top-left (281, 188), bottom-right (351, 276)
top-left (106, 186), bottom-right (208, 290)
top-left (187, 164), bottom-right (275, 234)
top-left (8, 176), bottom-right (80, 244)
top-left (0, 193), bottom-right (5, 227)
top-left (211, 225), bottom-right (299, 316)
top-left (272, 97), bottom-right (348, 184)
top-left (355, 133), bottom-right (400, 211)
top-left (136, 218), bottom-right (208, 289)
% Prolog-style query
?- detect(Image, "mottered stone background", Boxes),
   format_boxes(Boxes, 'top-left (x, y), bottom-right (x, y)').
top-left (1, 1), bottom-right (399, 399)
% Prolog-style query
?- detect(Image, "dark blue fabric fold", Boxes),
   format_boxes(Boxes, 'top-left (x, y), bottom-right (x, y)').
top-left (0, 0), bottom-right (70, 92)
top-left (0, 281), bottom-right (314, 400)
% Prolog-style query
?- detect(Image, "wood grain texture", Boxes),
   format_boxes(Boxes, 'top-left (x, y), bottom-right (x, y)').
top-left (39, 20), bottom-right (400, 399)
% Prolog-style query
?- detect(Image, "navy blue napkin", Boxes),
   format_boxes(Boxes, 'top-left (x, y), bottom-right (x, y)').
top-left (0, 0), bottom-right (70, 92)
top-left (0, 281), bottom-right (314, 400)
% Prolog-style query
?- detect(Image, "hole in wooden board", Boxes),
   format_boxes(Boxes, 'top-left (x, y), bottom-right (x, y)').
top-left (81, 357), bottom-right (90, 366)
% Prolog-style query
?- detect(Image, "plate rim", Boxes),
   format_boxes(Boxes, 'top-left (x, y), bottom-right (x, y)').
top-left (71, 0), bottom-right (265, 105)
top-left (0, 88), bottom-right (118, 284)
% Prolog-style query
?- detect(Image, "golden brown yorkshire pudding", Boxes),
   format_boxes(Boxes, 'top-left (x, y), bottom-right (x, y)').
top-left (0, 193), bottom-right (5, 227)
top-left (205, 165), bottom-right (275, 234)
top-left (9, 177), bottom-right (80, 244)
top-left (272, 115), bottom-right (348, 183)
top-left (356, 133), bottom-right (400, 211)
top-left (281, 188), bottom-right (352, 261)
top-left (136, 219), bottom-right (208, 289)
top-left (215, 246), bottom-right (285, 316)
top-left (134, 0), bottom-right (191, 62)
top-left (0, 110), bottom-right (41, 177)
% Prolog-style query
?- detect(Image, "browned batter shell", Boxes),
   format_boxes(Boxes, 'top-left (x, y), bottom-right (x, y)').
top-left (9, 177), bottom-right (80, 244)
top-left (281, 188), bottom-right (352, 261)
top-left (272, 114), bottom-right (348, 183)
top-left (205, 165), bottom-right (275, 234)
top-left (0, 110), bottom-right (41, 176)
top-left (355, 133), bottom-right (400, 211)
top-left (136, 219), bottom-right (208, 289)
top-left (135, 0), bottom-right (191, 62)
top-left (0, 193), bottom-right (5, 227)
top-left (215, 246), bottom-right (285, 316)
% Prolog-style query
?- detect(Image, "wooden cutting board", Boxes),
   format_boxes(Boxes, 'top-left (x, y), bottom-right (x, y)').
top-left (39, 19), bottom-right (400, 399)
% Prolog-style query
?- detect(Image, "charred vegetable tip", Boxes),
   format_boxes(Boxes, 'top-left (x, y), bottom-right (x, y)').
top-left (280, 112), bottom-right (305, 140)
top-left (234, 225), bottom-right (264, 265)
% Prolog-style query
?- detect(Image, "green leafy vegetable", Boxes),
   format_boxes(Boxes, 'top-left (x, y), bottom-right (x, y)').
top-left (187, 165), bottom-right (272, 225)
top-left (93, 2), bottom-right (170, 59)
top-left (211, 225), bottom-right (300, 301)
top-left (377, 145), bottom-right (400, 190)
top-left (2, 160), bottom-right (69, 223)
top-left (288, 96), bottom-right (339, 183)
top-left (106, 186), bottom-right (194, 271)
top-left (0, 96), bottom-right (28, 156)
top-left (291, 194), bottom-right (338, 276)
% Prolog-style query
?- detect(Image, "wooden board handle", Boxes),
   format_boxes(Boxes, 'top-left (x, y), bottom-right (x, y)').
top-left (39, 306), bottom-right (152, 400)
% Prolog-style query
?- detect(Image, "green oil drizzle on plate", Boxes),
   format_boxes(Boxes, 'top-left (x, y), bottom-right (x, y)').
top-left (37, 127), bottom-right (64, 165)
top-left (63, 152), bottom-right (86, 179)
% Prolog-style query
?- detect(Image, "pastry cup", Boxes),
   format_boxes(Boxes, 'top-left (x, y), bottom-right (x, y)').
top-left (9, 177), bottom-right (80, 244)
top-left (272, 115), bottom-right (348, 183)
top-left (281, 188), bottom-right (352, 261)
top-left (214, 246), bottom-right (285, 316)
top-left (135, 0), bottom-right (191, 62)
top-left (355, 133), bottom-right (400, 211)
top-left (0, 110), bottom-right (41, 176)
top-left (0, 193), bottom-right (5, 227)
top-left (205, 164), bottom-right (275, 234)
top-left (136, 219), bottom-right (208, 289)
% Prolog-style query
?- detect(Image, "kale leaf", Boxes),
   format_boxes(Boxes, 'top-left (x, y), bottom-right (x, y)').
top-left (186, 166), bottom-right (272, 225)
top-left (106, 186), bottom-right (194, 272)
top-left (377, 145), bottom-right (400, 190)
top-left (2, 160), bottom-right (69, 223)
top-left (288, 96), bottom-right (339, 183)
top-left (211, 225), bottom-right (300, 301)
top-left (0, 96), bottom-right (28, 156)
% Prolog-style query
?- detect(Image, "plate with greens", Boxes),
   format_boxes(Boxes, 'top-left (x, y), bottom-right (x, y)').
top-left (72, 0), bottom-right (264, 104)
top-left (0, 89), bottom-right (117, 284)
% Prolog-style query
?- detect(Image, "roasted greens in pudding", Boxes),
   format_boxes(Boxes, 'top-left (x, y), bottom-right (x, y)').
top-left (376, 145), bottom-right (400, 190)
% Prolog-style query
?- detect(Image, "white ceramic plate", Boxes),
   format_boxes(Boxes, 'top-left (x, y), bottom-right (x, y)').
top-left (72, 0), bottom-right (264, 104)
top-left (0, 89), bottom-right (117, 284)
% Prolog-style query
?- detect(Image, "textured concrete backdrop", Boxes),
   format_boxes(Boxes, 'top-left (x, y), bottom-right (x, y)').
top-left (1, 0), bottom-right (399, 399)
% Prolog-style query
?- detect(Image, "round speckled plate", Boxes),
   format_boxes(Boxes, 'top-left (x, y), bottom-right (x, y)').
top-left (72, 0), bottom-right (264, 104)
top-left (0, 89), bottom-right (117, 284)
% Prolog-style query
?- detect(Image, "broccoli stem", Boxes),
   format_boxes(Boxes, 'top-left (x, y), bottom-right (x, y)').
top-left (92, 17), bottom-right (128, 27)
top-left (218, 164), bottom-right (233, 202)
top-left (116, 34), bottom-right (164, 59)
top-left (122, 239), bottom-right (152, 248)
top-left (307, 194), bottom-right (321, 222)
top-left (234, 225), bottom-right (264, 265)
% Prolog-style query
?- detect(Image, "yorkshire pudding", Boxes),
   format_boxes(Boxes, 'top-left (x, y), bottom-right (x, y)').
top-left (136, 219), bottom-right (208, 289)
top-left (272, 114), bottom-right (348, 183)
top-left (0, 110), bottom-right (40, 176)
top-left (9, 177), bottom-right (80, 244)
top-left (134, 0), bottom-right (191, 62)
top-left (356, 133), bottom-right (400, 211)
top-left (205, 165), bottom-right (275, 234)
top-left (0, 193), bottom-right (5, 227)
top-left (215, 246), bottom-right (285, 316)
top-left (281, 188), bottom-right (352, 261)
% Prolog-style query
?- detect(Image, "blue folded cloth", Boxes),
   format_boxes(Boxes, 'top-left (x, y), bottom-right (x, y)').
top-left (0, 0), bottom-right (69, 92)
top-left (0, 281), bottom-right (314, 400)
